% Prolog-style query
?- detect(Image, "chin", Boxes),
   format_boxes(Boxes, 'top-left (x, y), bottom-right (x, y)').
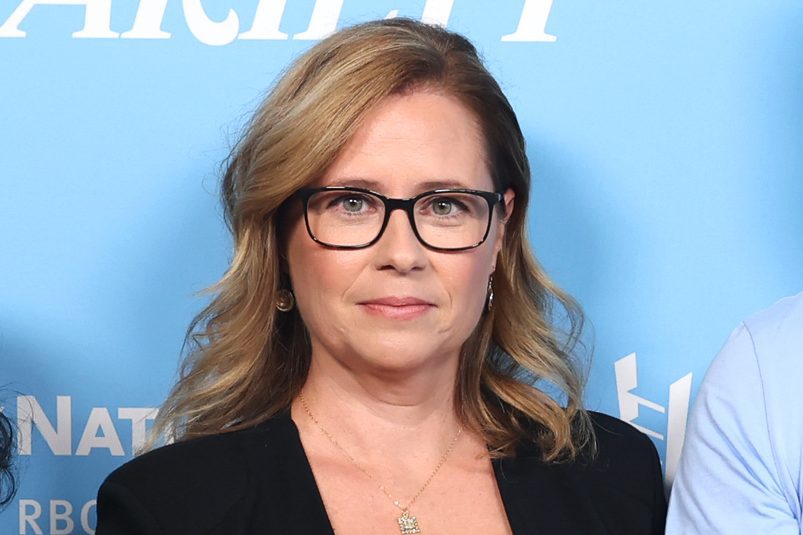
top-left (353, 336), bottom-right (456, 371)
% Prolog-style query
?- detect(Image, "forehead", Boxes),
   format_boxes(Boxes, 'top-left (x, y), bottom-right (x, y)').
top-left (319, 91), bottom-right (492, 195)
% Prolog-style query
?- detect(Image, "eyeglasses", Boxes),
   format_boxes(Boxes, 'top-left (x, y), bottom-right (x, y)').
top-left (297, 186), bottom-right (504, 251)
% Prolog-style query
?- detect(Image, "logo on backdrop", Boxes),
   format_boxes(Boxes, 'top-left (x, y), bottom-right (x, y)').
top-left (614, 353), bottom-right (692, 487)
top-left (19, 499), bottom-right (97, 535)
top-left (8, 396), bottom-right (157, 534)
top-left (0, 0), bottom-right (558, 44)
top-left (16, 395), bottom-right (157, 457)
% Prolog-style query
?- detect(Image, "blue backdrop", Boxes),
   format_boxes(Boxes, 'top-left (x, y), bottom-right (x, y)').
top-left (2, 1), bottom-right (802, 533)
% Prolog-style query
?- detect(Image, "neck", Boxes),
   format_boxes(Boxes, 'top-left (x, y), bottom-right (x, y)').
top-left (293, 347), bottom-right (464, 459)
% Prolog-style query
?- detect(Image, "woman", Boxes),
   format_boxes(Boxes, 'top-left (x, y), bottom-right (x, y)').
top-left (96, 18), bottom-right (665, 534)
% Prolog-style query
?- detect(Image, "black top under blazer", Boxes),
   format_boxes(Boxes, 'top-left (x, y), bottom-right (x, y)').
top-left (95, 410), bottom-right (667, 534)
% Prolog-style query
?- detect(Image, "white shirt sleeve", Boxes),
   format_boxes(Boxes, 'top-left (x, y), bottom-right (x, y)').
top-left (666, 324), bottom-right (799, 534)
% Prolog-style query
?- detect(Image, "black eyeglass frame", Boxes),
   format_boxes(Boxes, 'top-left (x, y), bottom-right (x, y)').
top-left (296, 186), bottom-right (505, 251)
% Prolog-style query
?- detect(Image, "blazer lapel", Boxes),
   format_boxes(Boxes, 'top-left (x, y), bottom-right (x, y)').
top-left (272, 412), bottom-right (337, 535)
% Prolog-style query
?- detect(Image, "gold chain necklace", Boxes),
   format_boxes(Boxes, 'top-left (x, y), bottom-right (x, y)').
top-left (298, 392), bottom-right (463, 534)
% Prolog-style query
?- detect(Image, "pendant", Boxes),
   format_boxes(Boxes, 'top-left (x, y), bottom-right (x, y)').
top-left (397, 510), bottom-right (421, 534)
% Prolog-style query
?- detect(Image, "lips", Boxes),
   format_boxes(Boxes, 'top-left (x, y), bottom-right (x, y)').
top-left (358, 296), bottom-right (435, 319)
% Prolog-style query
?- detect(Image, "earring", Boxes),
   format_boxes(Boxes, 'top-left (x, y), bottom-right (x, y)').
top-left (486, 275), bottom-right (494, 312)
top-left (276, 289), bottom-right (295, 312)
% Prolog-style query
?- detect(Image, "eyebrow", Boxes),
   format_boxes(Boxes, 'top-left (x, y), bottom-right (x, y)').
top-left (321, 177), bottom-right (474, 192)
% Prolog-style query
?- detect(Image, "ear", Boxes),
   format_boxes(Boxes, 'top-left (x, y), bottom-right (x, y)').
top-left (502, 188), bottom-right (515, 222)
top-left (491, 188), bottom-right (515, 263)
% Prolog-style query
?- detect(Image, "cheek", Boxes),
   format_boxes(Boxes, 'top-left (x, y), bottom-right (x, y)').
top-left (286, 224), bottom-right (364, 319)
top-left (441, 250), bottom-right (495, 316)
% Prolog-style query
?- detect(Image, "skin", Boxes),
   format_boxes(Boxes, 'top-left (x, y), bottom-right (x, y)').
top-left (286, 90), bottom-right (515, 534)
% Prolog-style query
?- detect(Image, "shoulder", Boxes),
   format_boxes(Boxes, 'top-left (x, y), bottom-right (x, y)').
top-left (699, 291), bottom-right (803, 409)
top-left (742, 291), bottom-right (803, 369)
top-left (104, 414), bottom-right (295, 487)
top-left (580, 411), bottom-right (663, 492)
top-left (709, 291), bottom-right (803, 373)
top-left (540, 412), bottom-right (664, 502)
top-left (744, 290), bottom-right (803, 334)
top-left (579, 412), bottom-right (666, 532)
top-left (588, 410), bottom-right (656, 458)
top-left (96, 415), bottom-right (296, 534)
top-left (515, 411), bottom-right (660, 485)
top-left (506, 411), bottom-right (665, 533)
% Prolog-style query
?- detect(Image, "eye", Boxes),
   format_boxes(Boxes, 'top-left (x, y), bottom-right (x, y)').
top-left (432, 198), bottom-right (455, 216)
top-left (341, 196), bottom-right (365, 213)
top-left (323, 193), bottom-right (375, 213)
top-left (424, 195), bottom-right (470, 217)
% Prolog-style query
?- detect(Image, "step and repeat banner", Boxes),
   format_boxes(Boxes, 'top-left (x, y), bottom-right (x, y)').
top-left (2, 1), bottom-right (802, 533)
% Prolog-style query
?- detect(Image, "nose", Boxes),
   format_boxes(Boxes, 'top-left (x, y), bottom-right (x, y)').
top-left (371, 208), bottom-right (427, 273)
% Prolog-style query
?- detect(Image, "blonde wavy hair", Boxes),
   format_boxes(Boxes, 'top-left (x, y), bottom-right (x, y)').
top-left (149, 18), bottom-right (592, 461)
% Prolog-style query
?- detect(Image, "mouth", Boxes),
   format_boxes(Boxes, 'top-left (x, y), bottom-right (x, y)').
top-left (358, 297), bottom-right (436, 320)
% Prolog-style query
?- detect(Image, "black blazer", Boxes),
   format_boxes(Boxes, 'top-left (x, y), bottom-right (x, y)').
top-left (95, 411), bottom-right (666, 534)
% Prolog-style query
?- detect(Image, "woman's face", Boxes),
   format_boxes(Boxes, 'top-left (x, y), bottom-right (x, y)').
top-left (286, 91), bottom-right (514, 377)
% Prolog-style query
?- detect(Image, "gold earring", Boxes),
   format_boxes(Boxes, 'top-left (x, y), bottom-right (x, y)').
top-left (486, 275), bottom-right (494, 312)
top-left (276, 289), bottom-right (295, 312)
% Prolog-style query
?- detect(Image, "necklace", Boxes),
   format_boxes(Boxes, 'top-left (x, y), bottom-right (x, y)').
top-left (298, 392), bottom-right (463, 534)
